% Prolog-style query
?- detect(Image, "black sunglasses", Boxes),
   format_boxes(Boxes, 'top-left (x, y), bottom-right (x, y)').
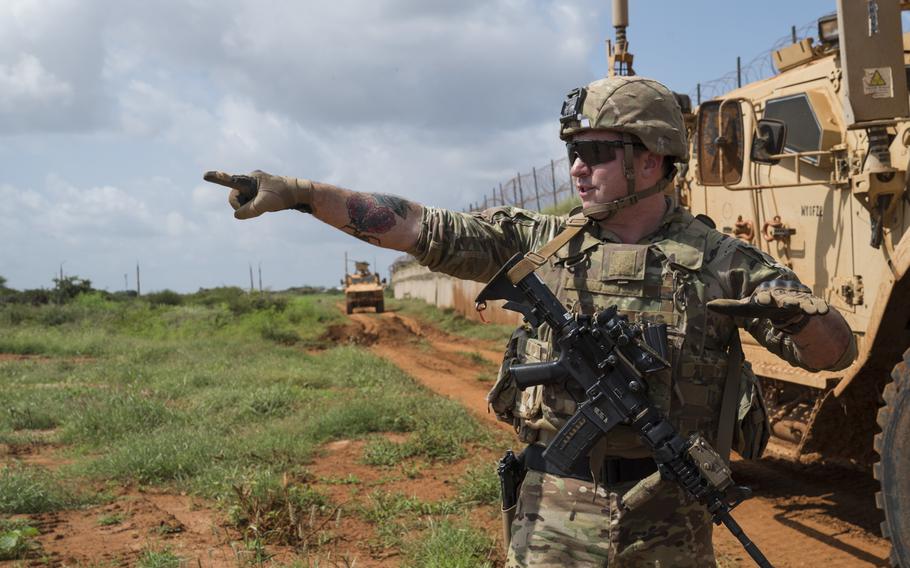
top-left (566, 140), bottom-right (644, 166)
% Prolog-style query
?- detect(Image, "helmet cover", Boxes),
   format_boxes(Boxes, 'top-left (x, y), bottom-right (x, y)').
top-left (559, 76), bottom-right (688, 162)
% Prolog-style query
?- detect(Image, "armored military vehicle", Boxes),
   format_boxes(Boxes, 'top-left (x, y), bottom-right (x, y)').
top-left (342, 258), bottom-right (385, 314)
top-left (606, 0), bottom-right (910, 563)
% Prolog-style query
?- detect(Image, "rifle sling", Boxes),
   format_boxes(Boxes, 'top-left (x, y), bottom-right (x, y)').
top-left (507, 212), bottom-right (590, 284)
top-left (715, 333), bottom-right (744, 462)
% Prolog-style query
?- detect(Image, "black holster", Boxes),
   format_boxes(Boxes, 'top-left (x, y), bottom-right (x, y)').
top-left (497, 449), bottom-right (526, 553)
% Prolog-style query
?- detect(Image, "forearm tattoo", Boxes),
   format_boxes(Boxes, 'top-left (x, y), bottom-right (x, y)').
top-left (343, 193), bottom-right (412, 243)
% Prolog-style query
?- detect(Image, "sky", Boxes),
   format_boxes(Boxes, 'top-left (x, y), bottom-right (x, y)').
top-left (0, 0), bottom-right (860, 292)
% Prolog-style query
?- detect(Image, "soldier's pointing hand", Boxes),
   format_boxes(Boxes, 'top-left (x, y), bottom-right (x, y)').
top-left (203, 170), bottom-right (314, 219)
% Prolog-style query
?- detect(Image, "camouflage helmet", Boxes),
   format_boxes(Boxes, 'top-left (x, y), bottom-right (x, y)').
top-left (559, 76), bottom-right (688, 161)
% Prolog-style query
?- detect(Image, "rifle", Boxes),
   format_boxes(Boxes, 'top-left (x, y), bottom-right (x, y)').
top-left (475, 253), bottom-right (773, 568)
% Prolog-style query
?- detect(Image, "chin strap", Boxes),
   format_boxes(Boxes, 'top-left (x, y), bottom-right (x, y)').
top-left (622, 132), bottom-right (637, 196)
top-left (581, 132), bottom-right (672, 222)
top-left (581, 177), bottom-right (671, 221)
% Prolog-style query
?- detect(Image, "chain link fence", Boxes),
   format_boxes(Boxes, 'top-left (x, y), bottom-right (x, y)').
top-left (463, 156), bottom-right (574, 213)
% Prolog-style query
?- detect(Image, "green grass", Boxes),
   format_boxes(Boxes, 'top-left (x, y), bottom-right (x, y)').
top-left (402, 518), bottom-right (495, 568)
top-left (136, 546), bottom-right (182, 568)
top-left (97, 513), bottom-right (125, 526)
top-left (5, 402), bottom-right (59, 430)
top-left (455, 463), bottom-right (500, 506)
top-left (0, 464), bottom-right (98, 514)
top-left (0, 289), bottom-right (502, 561)
top-left (359, 490), bottom-right (462, 549)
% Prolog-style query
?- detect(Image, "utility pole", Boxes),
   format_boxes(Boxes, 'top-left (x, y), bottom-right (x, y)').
top-left (248, 264), bottom-right (254, 293)
top-left (124, 273), bottom-right (128, 291)
top-left (258, 263), bottom-right (262, 293)
top-left (136, 263), bottom-right (141, 296)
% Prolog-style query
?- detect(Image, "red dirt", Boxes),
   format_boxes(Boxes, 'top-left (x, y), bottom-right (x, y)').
top-left (23, 491), bottom-right (240, 567)
top-left (1, 309), bottom-right (895, 566)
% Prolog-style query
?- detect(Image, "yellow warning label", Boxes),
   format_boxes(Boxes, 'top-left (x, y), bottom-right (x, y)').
top-left (863, 67), bottom-right (893, 98)
top-left (869, 70), bottom-right (886, 87)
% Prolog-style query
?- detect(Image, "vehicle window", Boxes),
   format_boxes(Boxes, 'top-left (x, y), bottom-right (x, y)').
top-left (763, 94), bottom-right (822, 164)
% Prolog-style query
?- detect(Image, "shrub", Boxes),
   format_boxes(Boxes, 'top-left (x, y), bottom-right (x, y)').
top-left (145, 290), bottom-right (183, 307)
top-left (52, 275), bottom-right (94, 302)
top-left (260, 323), bottom-right (300, 345)
top-left (109, 290), bottom-right (138, 302)
top-left (0, 304), bottom-right (30, 325)
top-left (38, 305), bottom-right (79, 326)
top-left (229, 471), bottom-right (330, 546)
top-left (9, 289), bottom-right (52, 306)
top-left (0, 520), bottom-right (40, 560)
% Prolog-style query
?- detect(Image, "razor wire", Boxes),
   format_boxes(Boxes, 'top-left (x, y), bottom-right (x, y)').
top-left (464, 16), bottom-right (840, 214)
top-left (687, 15), bottom-right (830, 103)
top-left (464, 157), bottom-right (574, 213)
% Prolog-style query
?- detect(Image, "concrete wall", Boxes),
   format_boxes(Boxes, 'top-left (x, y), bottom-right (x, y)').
top-left (391, 259), bottom-right (521, 326)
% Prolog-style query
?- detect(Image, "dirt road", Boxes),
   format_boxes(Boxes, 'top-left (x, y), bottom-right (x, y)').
top-left (338, 308), bottom-right (894, 568)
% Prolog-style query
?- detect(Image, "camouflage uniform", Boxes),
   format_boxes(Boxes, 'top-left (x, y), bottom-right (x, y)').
top-left (407, 201), bottom-right (806, 567)
top-left (506, 471), bottom-right (713, 567)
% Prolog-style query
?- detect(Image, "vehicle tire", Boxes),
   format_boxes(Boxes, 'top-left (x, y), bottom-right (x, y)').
top-left (376, 300), bottom-right (384, 313)
top-left (875, 346), bottom-right (910, 567)
top-left (346, 301), bottom-right (353, 315)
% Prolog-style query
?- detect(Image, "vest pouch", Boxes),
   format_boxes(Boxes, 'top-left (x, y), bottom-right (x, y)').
top-left (733, 361), bottom-right (771, 459)
top-left (486, 327), bottom-right (530, 428)
top-left (513, 337), bottom-right (552, 443)
top-left (673, 356), bottom-right (729, 441)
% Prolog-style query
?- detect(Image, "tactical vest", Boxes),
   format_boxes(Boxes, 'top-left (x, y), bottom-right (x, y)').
top-left (491, 212), bottom-right (742, 459)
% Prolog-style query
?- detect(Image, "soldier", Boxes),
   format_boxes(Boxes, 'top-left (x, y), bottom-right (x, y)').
top-left (206, 76), bottom-right (856, 567)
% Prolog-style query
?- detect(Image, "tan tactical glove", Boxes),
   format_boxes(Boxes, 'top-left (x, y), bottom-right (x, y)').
top-left (706, 279), bottom-right (828, 334)
top-left (203, 170), bottom-right (314, 219)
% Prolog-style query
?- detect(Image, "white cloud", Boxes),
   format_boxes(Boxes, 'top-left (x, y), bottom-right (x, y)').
top-left (0, 0), bottom-right (598, 291)
top-left (0, 53), bottom-right (73, 111)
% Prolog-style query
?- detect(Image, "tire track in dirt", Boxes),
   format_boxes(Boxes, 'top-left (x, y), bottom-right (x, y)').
top-left (14, 491), bottom-right (242, 567)
top-left (332, 309), bottom-right (510, 432)
top-left (335, 308), bottom-right (894, 568)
